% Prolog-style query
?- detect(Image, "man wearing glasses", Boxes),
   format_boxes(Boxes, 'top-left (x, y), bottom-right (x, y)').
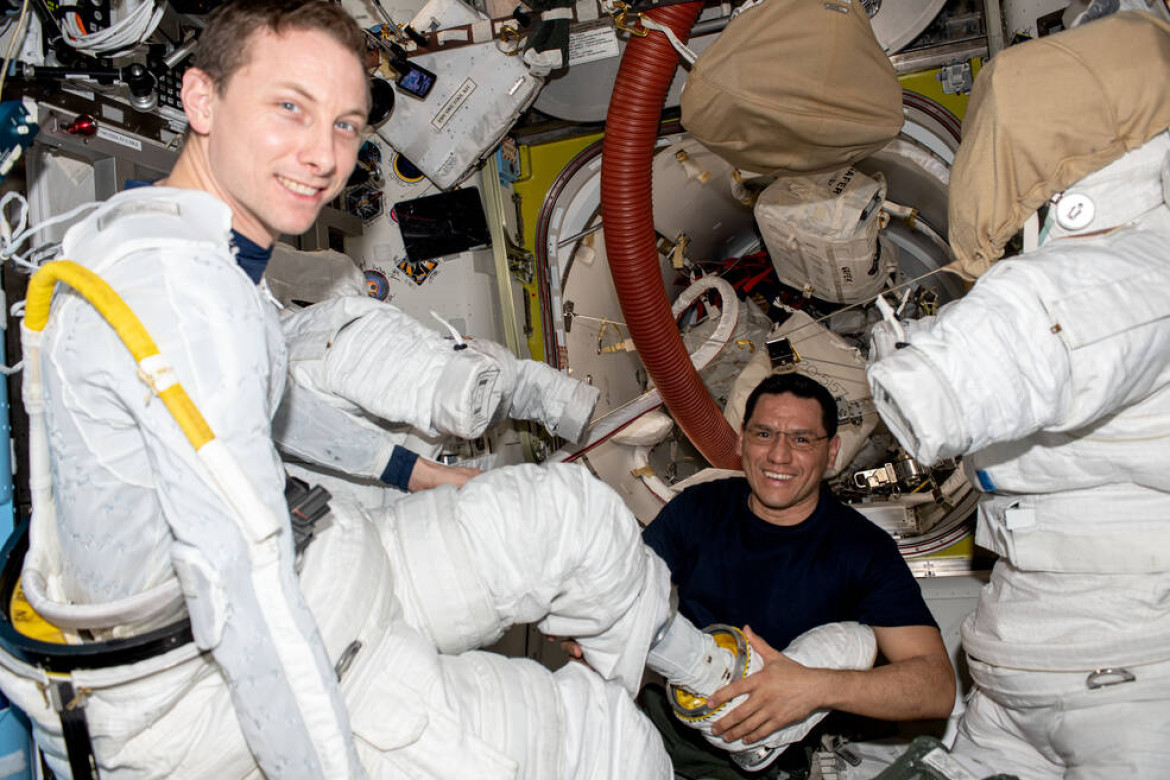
top-left (643, 372), bottom-right (955, 778)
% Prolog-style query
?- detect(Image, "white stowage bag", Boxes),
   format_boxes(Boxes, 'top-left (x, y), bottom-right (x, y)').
top-left (755, 167), bottom-right (896, 305)
top-left (374, 0), bottom-right (543, 189)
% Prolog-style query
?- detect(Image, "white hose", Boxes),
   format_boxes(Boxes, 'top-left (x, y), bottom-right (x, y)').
top-left (671, 275), bottom-right (740, 372)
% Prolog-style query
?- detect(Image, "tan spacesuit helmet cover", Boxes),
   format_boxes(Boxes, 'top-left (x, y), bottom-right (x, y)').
top-left (947, 11), bottom-right (1170, 279)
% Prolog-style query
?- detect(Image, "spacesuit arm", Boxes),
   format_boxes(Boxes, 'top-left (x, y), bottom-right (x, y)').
top-left (867, 238), bottom-right (1170, 463)
top-left (282, 295), bottom-right (505, 439)
top-left (283, 295), bottom-right (599, 443)
top-left (467, 337), bottom-right (600, 443)
top-left (277, 372), bottom-right (486, 497)
top-left (273, 375), bottom-right (409, 481)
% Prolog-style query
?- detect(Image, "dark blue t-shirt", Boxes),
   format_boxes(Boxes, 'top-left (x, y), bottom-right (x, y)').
top-left (643, 478), bottom-right (936, 651)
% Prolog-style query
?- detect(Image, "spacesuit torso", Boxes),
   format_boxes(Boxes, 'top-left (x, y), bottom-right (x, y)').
top-left (869, 133), bottom-right (1170, 671)
top-left (37, 188), bottom-right (288, 625)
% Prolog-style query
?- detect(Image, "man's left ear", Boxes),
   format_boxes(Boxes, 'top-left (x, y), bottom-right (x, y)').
top-left (828, 435), bottom-right (842, 470)
top-left (181, 67), bottom-right (217, 134)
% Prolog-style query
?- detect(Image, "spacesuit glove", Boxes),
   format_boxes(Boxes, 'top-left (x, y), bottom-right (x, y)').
top-left (469, 338), bottom-right (600, 442)
top-left (647, 613), bottom-right (737, 698)
top-left (670, 622), bottom-right (876, 773)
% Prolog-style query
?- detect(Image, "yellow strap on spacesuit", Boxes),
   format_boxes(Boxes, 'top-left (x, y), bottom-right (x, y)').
top-left (24, 259), bottom-right (215, 450)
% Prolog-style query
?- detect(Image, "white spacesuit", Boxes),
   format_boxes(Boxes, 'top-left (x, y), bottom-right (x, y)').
top-left (867, 12), bottom-right (1170, 778)
top-left (273, 287), bottom-right (600, 501)
top-left (0, 185), bottom-right (731, 779)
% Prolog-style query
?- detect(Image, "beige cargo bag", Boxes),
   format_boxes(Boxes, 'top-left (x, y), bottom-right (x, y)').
top-left (755, 166), bottom-right (897, 303)
top-left (947, 10), bottom-right (1170, 278)
top-left (680, 0), bottom-right (903, 176)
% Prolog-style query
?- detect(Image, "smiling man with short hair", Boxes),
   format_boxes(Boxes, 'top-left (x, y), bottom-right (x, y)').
top-left (643, 372), bottom-right (955, 779)
top-left (167, 0), bottom-right (369, 244)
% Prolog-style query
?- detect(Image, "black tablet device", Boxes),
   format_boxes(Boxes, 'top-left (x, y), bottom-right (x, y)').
top-left (394, 187), bottom-right (492, 263)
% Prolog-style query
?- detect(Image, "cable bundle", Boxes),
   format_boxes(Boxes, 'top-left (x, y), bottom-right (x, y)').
top-left (61, 0), bottom-right (164, 57)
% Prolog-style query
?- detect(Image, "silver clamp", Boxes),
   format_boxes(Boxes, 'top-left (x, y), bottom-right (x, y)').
top-left (1086, 667), bottom-right (1136, 690)
top-left (334, 639), bottom-right (363, 681)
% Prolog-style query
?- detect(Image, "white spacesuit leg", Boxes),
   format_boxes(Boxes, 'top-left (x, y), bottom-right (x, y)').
top-left (952, 690), bottom-right (1064, 780)
top-left (373, 462), bottom-right (734, 707)
top-left (300, 495), bottom-right (671, 780)
top-left (953, 657), bottom-right (1170, 780)
top-left (376, 462), bottom-right (672, 695)
top-left (647, 611), bottom-right (737, 698)
top-left (428, 650), bottom-right (673, 779)
top-left (554, 660), bottom-right (674, 779)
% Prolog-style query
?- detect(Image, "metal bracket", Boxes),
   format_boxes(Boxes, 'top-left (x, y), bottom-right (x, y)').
top-left (937, 61), bottom-right (973, 95)
top-left (852, 456), bottom-right (926, 492)
top-left (504, 236), bottom-right (535, 285)
top-left (765, 336), bottom-right (801, 371)
top-left (562, 300), bottom-right (575, 334)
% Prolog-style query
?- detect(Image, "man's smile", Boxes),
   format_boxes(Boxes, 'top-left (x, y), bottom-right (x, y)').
top-left (277, 175), bottom-right (324, 196)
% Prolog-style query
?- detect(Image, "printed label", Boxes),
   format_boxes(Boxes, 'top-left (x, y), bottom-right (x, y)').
top-left (96, 126), bottom-right (143, 151)
top-left (432, 79), bottom-right (477, 131)
top-left (568, 23), bottom-right (620, 66)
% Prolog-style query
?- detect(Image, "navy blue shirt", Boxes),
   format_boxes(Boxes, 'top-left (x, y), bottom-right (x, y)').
top-left (232, 230), bottom-right (272, 284)
top-left (643, 479), bottom-right (936, 651)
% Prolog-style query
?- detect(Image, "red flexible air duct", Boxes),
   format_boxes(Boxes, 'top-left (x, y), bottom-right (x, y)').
top-left (600, 3), bottom-right (742, 470)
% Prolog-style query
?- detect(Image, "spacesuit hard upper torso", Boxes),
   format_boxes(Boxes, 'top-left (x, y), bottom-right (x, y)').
top-left (868, 134), bottom-right (1170, 670)
top-left (37, 190), bottom-right (289, 616)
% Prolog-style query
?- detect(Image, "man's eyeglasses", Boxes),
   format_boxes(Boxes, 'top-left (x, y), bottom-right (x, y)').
top-left (743, 426), bottom-right (830, 451)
